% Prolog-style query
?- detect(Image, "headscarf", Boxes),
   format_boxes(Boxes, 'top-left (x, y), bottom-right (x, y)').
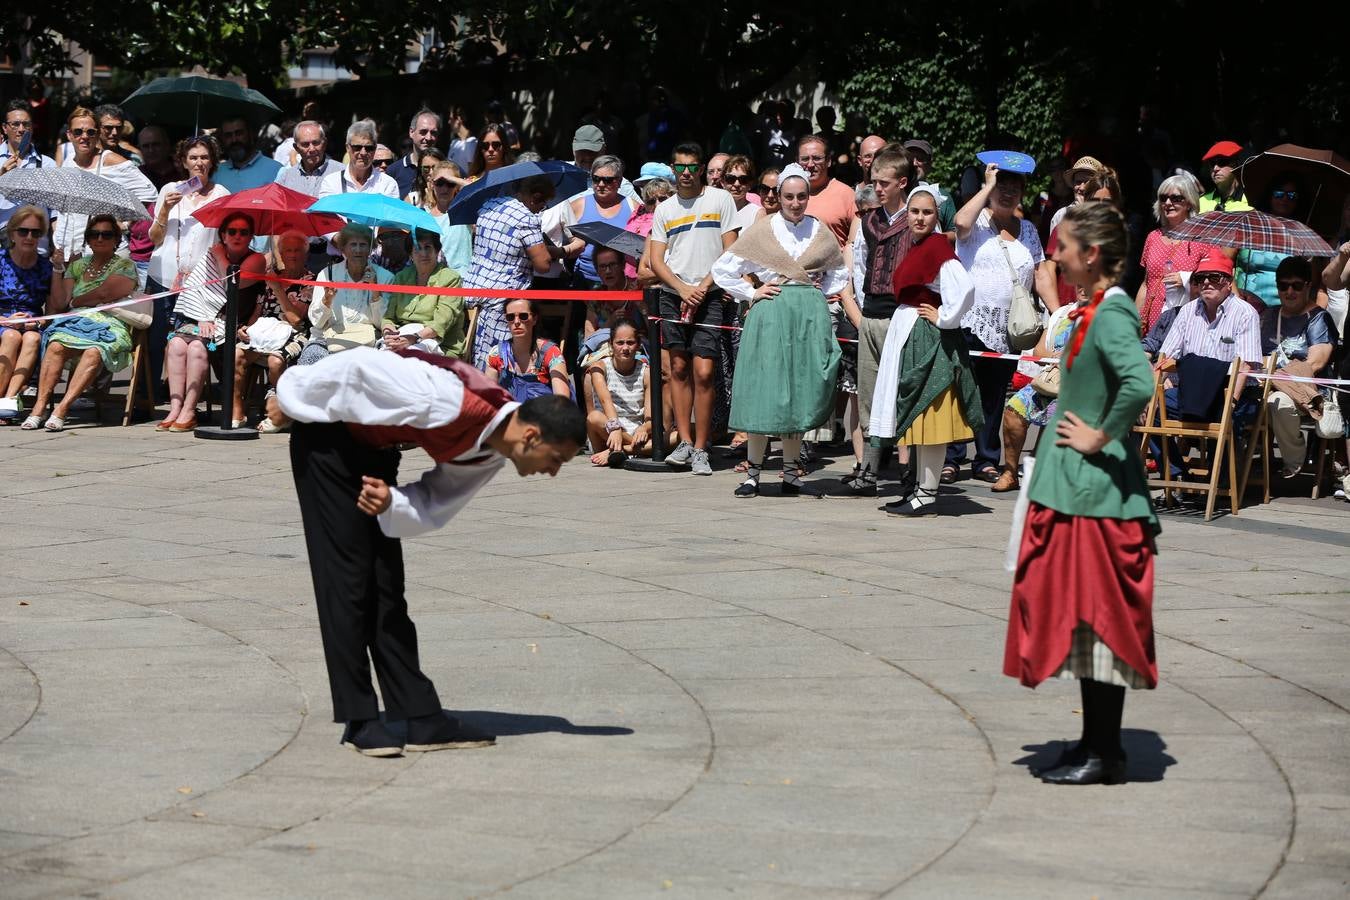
top-left (777, 163), bottom-right (811, 191)
top-left (908, 182), bottom-right (947, 208)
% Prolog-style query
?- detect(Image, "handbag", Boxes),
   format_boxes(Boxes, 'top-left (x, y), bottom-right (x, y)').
top-left (1316, 393), bottom-right (1344, 439)
top-left (1029, 363), bottom-right (1061, 397)
top-left (999, 237), bottom-right (1042, 351)
top-left (107, 297), bottom-right (153, 330)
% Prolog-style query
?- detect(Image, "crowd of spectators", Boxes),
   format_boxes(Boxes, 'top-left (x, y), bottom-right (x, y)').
top-left (0, 89), bottom-right (1346, 502)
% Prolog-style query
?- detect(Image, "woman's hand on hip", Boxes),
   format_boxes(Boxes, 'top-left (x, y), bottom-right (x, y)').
top-left (1054, 410), bottom-right (1109, 455)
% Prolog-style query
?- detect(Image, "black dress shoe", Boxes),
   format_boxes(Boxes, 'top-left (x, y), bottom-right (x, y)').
top-left (779, 479), bottom-right (801, 496)
top-left (340, 719), bottom-right (404, 757)
top-left (734, 480), bottom-right (759, 498)
top-left (1030, 742), bottom-right (1088, 777)
top-left (405, 712), bottom-right (496, 752)
top-left (1039, 752), bottom-right (1127, 785)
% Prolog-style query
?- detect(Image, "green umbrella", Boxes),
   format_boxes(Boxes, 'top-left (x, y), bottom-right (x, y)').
top-left (121, 76), bottom-right (281, 134)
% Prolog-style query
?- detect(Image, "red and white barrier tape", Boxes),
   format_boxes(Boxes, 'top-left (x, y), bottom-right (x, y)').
top-left (0, 276), bottom-right (232, 326)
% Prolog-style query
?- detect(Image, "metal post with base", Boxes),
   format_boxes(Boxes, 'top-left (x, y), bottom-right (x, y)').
top-left (624, 287), bottom-right (673, 472)
top-left (195, 268), bottom-right (259, 441)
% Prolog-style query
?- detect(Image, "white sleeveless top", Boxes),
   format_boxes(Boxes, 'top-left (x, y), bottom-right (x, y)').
top-left (604, 356), bottom-right (646, 433)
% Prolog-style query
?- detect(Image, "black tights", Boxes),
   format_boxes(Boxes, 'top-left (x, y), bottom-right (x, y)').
top-left (1079, 679), bottom-right (1126, 762)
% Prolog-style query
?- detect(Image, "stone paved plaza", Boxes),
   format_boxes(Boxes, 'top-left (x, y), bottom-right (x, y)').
top-left (2, 422), bottom-right (1348, 899)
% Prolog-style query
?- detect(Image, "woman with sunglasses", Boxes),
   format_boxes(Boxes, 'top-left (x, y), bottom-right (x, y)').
top-left (52, 107), bottom-right (156, 259)
top-left (161, 212), bottom-right (266, 431)
top-left (404, 148), bottom-right (445, 207)
top-left (467, 126), bottom-right (516, 181)
top-left (485, 298), bottom-right (571, 400)
top-left (1237, 174), bottom-right (1307, 309)
top-left (1134, 172), bottom-right (1224, 332)
top-left (22, 216), bottom-right (136, 431)
top-left (570, 156), bottom-right (638, 287)
top-left (424, 160), bottom-right (473, 274)
top-left (756, 168), bottom-right (782, 216)
top-left (0, 207), bottom-right (59, 421)
top-left (723, 155), bottom-right (762, 233)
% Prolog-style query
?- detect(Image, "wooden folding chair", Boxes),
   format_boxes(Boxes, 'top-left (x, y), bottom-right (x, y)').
top-left (1236, 356), bottom-right (1278, 506)
top-left (1134, 357), bottom-right (1247, 521)
top-left (93, 329), bottom-right (157, 426)
top-left (462, 306), bottom-right (480, 363)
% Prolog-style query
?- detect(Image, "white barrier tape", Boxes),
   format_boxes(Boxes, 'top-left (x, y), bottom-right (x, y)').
top-left (0, 276), bottom-right (232, 327)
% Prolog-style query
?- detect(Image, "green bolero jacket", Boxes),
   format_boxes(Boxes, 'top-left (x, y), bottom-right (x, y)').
top-left (384, 266), bottom-right (467, 359)
top-left (1026, 287), bottom-right (1159, 531)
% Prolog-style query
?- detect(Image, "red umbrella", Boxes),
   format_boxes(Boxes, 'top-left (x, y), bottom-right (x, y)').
top-left (191, 183), bottom-right (346, 236)
top-left (1166, 210), bottom-right (1335, 257)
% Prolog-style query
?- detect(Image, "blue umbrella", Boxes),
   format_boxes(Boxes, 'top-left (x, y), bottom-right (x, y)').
top-left (306, 193), bottom-right (442, 236)
top-left (445, 160), bottom-right (590, 226)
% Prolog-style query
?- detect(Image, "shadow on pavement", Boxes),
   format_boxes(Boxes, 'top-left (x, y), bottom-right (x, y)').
top-left (1014, 729), bottom-right (1176, 782)
top-left (448, 710), bottom-right (635, 737)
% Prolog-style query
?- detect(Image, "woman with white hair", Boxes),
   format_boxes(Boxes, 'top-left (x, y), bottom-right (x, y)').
top-left (1134, 171), bottom-right (1223, 332)
top-left (297, 223), bottom-right (392, 365)
top-left (711, 164), bottom-right (844, 498)
top-left (868, 184), bottom-right (980, 516)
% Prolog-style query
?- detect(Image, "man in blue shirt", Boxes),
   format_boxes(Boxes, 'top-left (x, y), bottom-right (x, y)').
top-left (214, 116), bottom-right (283, 194)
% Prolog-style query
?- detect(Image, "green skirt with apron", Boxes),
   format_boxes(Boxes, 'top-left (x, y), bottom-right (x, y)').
top-left (729, 283), bottom-right (841, 435)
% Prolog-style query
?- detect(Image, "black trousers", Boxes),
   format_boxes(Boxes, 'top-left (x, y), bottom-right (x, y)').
top-left (290, 422), bottom-right (442, 723)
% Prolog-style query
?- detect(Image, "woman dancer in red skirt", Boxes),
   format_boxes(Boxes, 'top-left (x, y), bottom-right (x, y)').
top-left (1004, 201), bottom-right (1158, 786)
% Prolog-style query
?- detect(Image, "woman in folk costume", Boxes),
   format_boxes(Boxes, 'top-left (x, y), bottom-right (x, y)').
top-left (867, 184), bottom-right (980, 516)
top-left (711, 164), bottom-right (845, 497)
top-left (1004, 201), bottom-right (1158, 786)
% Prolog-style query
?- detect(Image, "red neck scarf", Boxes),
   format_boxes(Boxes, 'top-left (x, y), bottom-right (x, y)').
top-left (1064, 289), bottom-right (1105, 371)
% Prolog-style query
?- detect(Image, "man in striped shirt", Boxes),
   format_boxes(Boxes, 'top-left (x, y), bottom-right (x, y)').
top-left (1151, 253), bottom-right (1262, 476)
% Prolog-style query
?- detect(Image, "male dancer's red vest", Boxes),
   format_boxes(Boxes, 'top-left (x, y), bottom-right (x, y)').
top-left (345, 351), bottom-right (514, 463)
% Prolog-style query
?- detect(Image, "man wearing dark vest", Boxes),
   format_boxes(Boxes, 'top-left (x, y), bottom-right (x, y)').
top-left (842, 149), bottom-right (912, 494)
top-left (269, 348), bottom-right (586, 757)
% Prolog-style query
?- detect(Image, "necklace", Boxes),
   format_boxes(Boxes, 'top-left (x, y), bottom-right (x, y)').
top-left (82, 256), bottom-right (113, 282)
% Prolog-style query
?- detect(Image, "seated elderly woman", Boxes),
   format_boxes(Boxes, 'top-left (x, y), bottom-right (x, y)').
top-left (0, 206), bottom-right (58, 421)
top-left (381, 229), bottom-right (466, 357)
top-left (234, 229), bottom-right (314, 432)
top-left (585, 318), bottom-right (655, 467)
top-left (22, 215), bottom-right (138, 431)
top-left (1260, 256), bottom-right (1339, 478)
top-left (297, 223), bottom-right (393, 365)
top-left (485, 297), bottom-right (571, 400)
top-left (161, 212), bottom-right (266, 432)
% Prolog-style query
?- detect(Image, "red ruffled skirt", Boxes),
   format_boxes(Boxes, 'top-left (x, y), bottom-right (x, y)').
top-left (1004, 503), bottom-right (1158, 689)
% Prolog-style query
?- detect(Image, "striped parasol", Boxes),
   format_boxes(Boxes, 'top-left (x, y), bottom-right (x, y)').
top-left (1166, 210), bottom-right (1334, 257)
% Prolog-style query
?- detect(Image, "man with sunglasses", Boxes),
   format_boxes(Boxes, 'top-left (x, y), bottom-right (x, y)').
top-left (215, 116), bottom-right (283, 194)
top-left (1259, 256), bottom-right (1339, 478)
top-left (648, 141), bottom-right (739, 475)
top-left (318, 120), bottom-right (400, 199)
top-left (1198, 140), bottom-right (1253, 214)
top-left (0, 100), bottom-right (56, 250)
top-left (385, 110), bottom-right (440, 198)
top-left (1151, 254), bottom-right (1263, 479)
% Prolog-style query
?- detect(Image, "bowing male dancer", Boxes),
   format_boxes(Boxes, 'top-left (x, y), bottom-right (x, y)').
top-left (268, 347), bottom-right (586, 756)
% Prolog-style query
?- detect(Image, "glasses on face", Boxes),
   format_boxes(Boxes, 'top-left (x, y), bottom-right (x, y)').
top-left (592, 175), bottom-right (619, 185)
top-left (504, 312), bottom-right (532, 322)
top-left (757, 185), bottom-right (778, 196)
top-left (482, 140), bottom-right (503, 150)
top-left (722, 174), bottom-right (753, 185)
top-left (1277, 279), bottom-right (1307, 292)
top-left (349, 143), bottom-right (375, 154)
top-left (86, 229), bottom-right (117, 240)
top-left (798, 156), bottom-right (826, 165)
top-left (69, 128), bottom-right (98, 138)
top-left (672, 163), bottom-right (700, 174)
top-left (13, 226), bottom-right (41, 238)
top-left (5, 119), bottom-right (31, 129)
top-left (1194, 272), bottom-right (1230, 286)
top-left (222, 227), bottom-right (253, 237)
top-left (1273, 190), bottom-right (1299, 201)
top-left (373, 158), bottom-right (392, 168)
top-left (100, 123), bottom-right (121, 133)
top-left (1159, 193), bottom-right (1186, 206)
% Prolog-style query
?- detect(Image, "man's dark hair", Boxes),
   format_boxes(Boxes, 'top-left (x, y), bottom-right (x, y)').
top-left (5, 99), bottom-right (28, 116)
top-left (518, 396), bottom-right (587, 448)
top-left (671, 141), bottom-right (703, 164)
top-left (93, 103), bottom-right (124, 122)
top-left (1275, 255), bottom-right (1312, 282)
